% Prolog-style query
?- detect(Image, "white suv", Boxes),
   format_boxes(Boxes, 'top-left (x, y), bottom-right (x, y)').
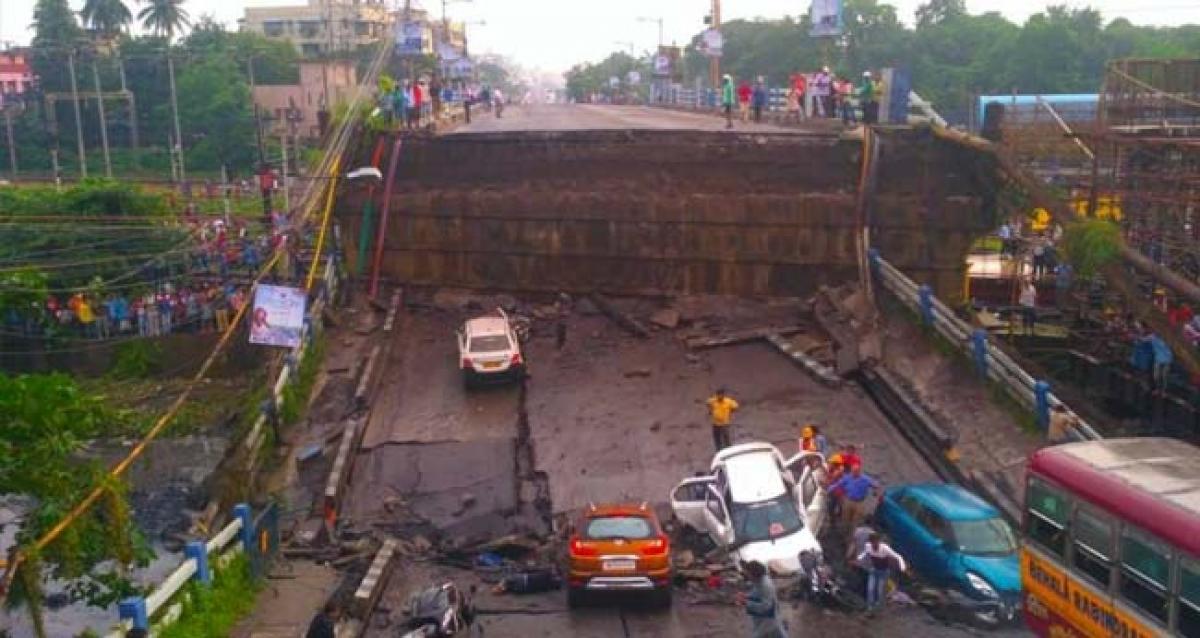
top-left (457, 309), bottom-right (525, 388)
top-left (670, 442), bottom-right (828, 575)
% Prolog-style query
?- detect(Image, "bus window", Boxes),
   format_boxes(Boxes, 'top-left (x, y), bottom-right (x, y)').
top-left (1027, 478), bottom-right (1069, 557)
top-left (1179, 557), bottom-right (1200, 638)
top-left (1072, 507), bottom-right (1114, 589)
top-left (1120, 527), bottom-right (1171, 625)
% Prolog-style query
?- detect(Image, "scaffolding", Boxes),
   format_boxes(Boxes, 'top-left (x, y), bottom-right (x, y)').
top-left (1093, 59), bottom-right (1200, 282)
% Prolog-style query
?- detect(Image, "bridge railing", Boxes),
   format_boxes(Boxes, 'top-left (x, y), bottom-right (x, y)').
top-left (106, 502), bottom-right (279, 637)
top-left (870, 249), bottom-right (1101, 441)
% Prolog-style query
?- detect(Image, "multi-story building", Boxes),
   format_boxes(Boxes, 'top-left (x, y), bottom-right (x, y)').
top-left (241, 0), bottom-right (391, 57)
top-left (253, 60), bottom-right (358, 139)
top-left (0, 51), bottom-right (34, 101)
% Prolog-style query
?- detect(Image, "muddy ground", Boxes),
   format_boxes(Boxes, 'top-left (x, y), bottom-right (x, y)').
top-left (339, 289), bottom-right (1032, 637)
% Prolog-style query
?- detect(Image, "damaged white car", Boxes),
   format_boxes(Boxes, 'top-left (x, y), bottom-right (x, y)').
top-left (670, 442), bottom-right (828, 575)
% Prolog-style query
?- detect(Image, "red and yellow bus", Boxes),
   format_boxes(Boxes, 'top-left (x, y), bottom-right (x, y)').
top-left (1023, 438), bottom-right (1200, 637)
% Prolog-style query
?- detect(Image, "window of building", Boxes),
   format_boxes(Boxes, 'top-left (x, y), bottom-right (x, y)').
top-left (1027, 478), bottom-right (1069, 558)
top-left (301, 44), bottom-right (322, 57)
top-left (1119, 527), bottom-right (1170, 625)
top-left (263, 21), bottom-right (285, 37)
top-left (1072, 506), bottom-right (1114, 589)
top-left (1178, 557), bottom-right (1200, 638)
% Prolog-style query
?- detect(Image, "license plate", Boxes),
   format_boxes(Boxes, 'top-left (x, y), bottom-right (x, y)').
top-left (603, 559), bottom-right (636, 571)
top-left (482, 361), bottom-right (501, 369)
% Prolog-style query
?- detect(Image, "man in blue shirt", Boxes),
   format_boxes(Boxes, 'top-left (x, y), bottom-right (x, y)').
top-left (1149, 332), bottom-right (1173, 395)
top-left (828, 464), bottom-right (880, 532)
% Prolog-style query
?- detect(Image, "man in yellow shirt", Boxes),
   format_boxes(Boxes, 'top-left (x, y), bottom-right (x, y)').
top-left (706, 388), bottom-right (740, 452)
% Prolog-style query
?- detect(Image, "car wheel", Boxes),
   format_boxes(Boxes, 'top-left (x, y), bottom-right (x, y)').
top-left (567, 587), bottom-right (586, 609)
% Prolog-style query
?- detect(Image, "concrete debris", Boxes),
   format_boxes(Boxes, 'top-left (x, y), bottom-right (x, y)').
top-left (590, 294), bottom-right (651, 338)
top-left (532, 305), bottom-right (560, 320)
top-left (649, 421), bottom-right (663, 433)
top-left (623, 367), bottom-right (652, 378)
top-left (685, 353), bottom-right (702, 364)
top-left (575, 297), bottom-right (600, 316)
top-left (674, 549), bottom-right (696, 569)
top-left (496, 294), bottom-right (518, 312)
top-left (412, 535), bottom-right (434, 552)
top-left (685, 326), bottom-right (805, 350)
top-left (650, 308), bottom-right (681, 329)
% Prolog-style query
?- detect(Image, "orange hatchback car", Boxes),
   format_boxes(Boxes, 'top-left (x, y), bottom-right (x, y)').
top-left (566, 503), bottom-right (673, 608)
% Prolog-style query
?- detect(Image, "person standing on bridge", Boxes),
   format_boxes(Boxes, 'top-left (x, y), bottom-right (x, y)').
top-left (721, 75), bottom-right (736, 129)
top-left (751, 77), bottom-right (768, 123)
top-left (737, 79), bottom-right (753, 123)
top-left (858, 71), bottom-right (880, 125)
top-left (1019, 278), bottom-right (1038, 336)
top-left (706, 387), bottom-right (740, 451)
top-left (858, 532), bottom-right (907, 612)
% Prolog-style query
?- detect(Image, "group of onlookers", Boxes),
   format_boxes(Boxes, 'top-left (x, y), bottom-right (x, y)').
top-left (719, 67), bottom-right (885, 129)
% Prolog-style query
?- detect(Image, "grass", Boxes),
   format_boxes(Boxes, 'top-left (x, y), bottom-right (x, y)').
top-left (157, 554), bottom-right (260, 638)
top-left (280, 335), bottom-right (326, 426)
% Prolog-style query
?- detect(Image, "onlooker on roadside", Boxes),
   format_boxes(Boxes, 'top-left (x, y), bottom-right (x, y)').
top-left (1019, 278), bottom-right (1038, 336)
top-left (798, 423), bottom-right (830, 457)
top-left (1149, 332), bottom-right (1173, 395)
top-left (721, 74), bottom-right (736, 129)
top-left (305, 601), bottom-right (340, 638)
top-left (737, 79), bottom-right (753, 123)
top-left (827, 463), bottom-right (880, 531)
top-left (835, 76), bottom-right (857, 125)
top-left (812, 67), bottom-right (832, 117)
top-left (1054, 261), bottom-right (1074, 310)
top-left (857, 532), bottom-right (907, 612)
top-left (789, 72), bottom-right (807, 122)
top-left (998, 222), bottom-right (1014, 259)
top-left (751, 77), bottom-right (768, 123)
top-left (858, 71), bottom-right (879, 124)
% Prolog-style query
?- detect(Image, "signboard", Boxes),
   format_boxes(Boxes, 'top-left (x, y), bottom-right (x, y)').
top-left (249, 285), bottom-right (307, 348)
top-left (810, 0), bottom-right (844, 37)
top-left (437, 40), bottom-right (463, 62)
top-left (609, 76), bottom-right (620, 88)
top-left (627, 71), bottom-right (641, 85)
top-left (395, 21), bottom-right (426, 56)
top-left (654, 46), bottom-right (683, 81)
top-left (699, 28), bottom-right (723, 57)
top-left (654, 54), bottom-right (671, 77)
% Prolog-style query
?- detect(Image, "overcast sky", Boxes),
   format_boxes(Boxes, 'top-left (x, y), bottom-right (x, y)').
top-left (1, 0), bottom-right (1196, 73)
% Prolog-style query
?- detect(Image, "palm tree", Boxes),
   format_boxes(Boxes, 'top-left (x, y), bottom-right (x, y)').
top-left (80, 0), bottom-right (132, 38)
top-left (137, 0), bottom-right (190, 41)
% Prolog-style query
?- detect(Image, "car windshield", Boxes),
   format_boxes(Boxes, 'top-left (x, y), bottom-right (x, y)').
top-left (469, 334), bottom-right (510, 353)
top-left (730, 495), bottom-right (803, 543)
top-left (584, 516), bottom-right (654, 540)
top-left (951, 517), bottom-right (1018, 556)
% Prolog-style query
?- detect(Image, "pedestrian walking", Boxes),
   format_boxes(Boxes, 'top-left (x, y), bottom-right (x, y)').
top-left (827, 463), bottom-right (880, 531)
top-left (737, 79), bottom-right (752, 123)
top-left (857, 533), bottom-right (907, 612)
top-left (305, 601), bottom-right (341, 638)
top-left (706, 387), bottom-right (740, 452)
top-left (721, 75), bottom-right (736, 129)
top-left (751, 77), bottom-right (768, 123)
top-left (737, 561), bottom-right (786, 638)
top-left (1019, 278), bottom-right (1037, 336)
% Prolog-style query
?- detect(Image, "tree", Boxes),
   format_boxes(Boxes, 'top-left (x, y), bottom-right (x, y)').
top-left (31, 0), bottom-right (85, 92)
top-left (915, 0), bottom-right (967, 28)
top-left (79, 0), bottom-right (132, 39)
top-left (170, 56), bottom-right (257, 171)
top-left (137, 0), bottom-right (190, 41)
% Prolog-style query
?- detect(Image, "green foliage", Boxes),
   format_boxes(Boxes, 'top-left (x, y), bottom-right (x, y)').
top-left (0, 373), bottom-right (148, 615)
top-left (110, 341), bottom-right (163, 379)
top-left (158, 554), bottom-right (260, 638)
top-left (32, 0), bottom-right (85, 93)
top-left (79, 0), bottom-right (133, 38)
top-left (137, 0), bottom-right (190, 41)
top-left (565, 52), bottom-right (650, 102)
top-left (170, 56), bottom-right (257, 170)
top-left (280, 336), bottom-right (325, 426)
top-left (1061, 219), bottom-right (1121, 277)
top-left (0, 180), bottom-right (167, 219)
top-left (661, 2), bottom-right (1200, 119)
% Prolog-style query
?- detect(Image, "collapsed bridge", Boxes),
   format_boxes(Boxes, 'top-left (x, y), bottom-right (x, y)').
top-left (338, 126), bottom-right (997, 300)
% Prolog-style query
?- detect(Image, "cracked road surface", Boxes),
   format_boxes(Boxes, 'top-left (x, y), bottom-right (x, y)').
top-left (351, 291), bottom-right (1026, 636)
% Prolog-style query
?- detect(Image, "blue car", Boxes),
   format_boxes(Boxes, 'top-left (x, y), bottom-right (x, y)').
top-left (874, 483), bottom-right (1020, 625)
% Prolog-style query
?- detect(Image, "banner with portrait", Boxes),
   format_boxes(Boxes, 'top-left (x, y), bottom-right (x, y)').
top-left (810, 0), bottom-right (844, 37)
top-left (249, 285), bottom-right (307, 348)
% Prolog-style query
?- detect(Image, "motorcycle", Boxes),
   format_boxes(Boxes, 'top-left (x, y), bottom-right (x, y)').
top-left (400, 582), bottom-right (476, 638)
top-left (793, 550), bottom-right (865, 612)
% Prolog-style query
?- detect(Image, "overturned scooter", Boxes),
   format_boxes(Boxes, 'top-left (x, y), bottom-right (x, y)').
top-left (793, 550), bottom-right (866, 612)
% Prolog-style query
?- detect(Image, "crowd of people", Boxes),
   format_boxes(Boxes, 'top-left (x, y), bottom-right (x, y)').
top-left (718, 67), bottom-right (886, 129)
top-left (1, 218), bottom-right (303, 344)
top-left (707, 389), bottom-right (908, 629)
top-left (381, 78), bottom-right (509, 128)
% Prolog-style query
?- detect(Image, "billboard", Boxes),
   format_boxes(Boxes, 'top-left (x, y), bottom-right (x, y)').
top-left (699, 28), bottom-right (723, 58)
top-left (395, 21), bottom-right (426, 56)
top-left (810, 0), bottom-right (844, 37)
top-left (249, 285), bottom-right (308, 348)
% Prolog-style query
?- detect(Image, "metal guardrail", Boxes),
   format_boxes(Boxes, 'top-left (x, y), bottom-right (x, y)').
top-left (869, 249), bottom-right (1101, 442)
top-left (101, 256), bottom-right (337, 635)
top-left (107, 502), bottom-right (279, 636)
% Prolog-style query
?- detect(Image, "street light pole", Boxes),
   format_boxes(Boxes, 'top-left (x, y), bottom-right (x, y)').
top-left (67, 49), bottom-right (88, 178)
top-left (710, 0), bottom-right (721, 90)
top-left (167, 53), bottom-right (186, 182)
top-left (638, 17), bottom-right (664, 47)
